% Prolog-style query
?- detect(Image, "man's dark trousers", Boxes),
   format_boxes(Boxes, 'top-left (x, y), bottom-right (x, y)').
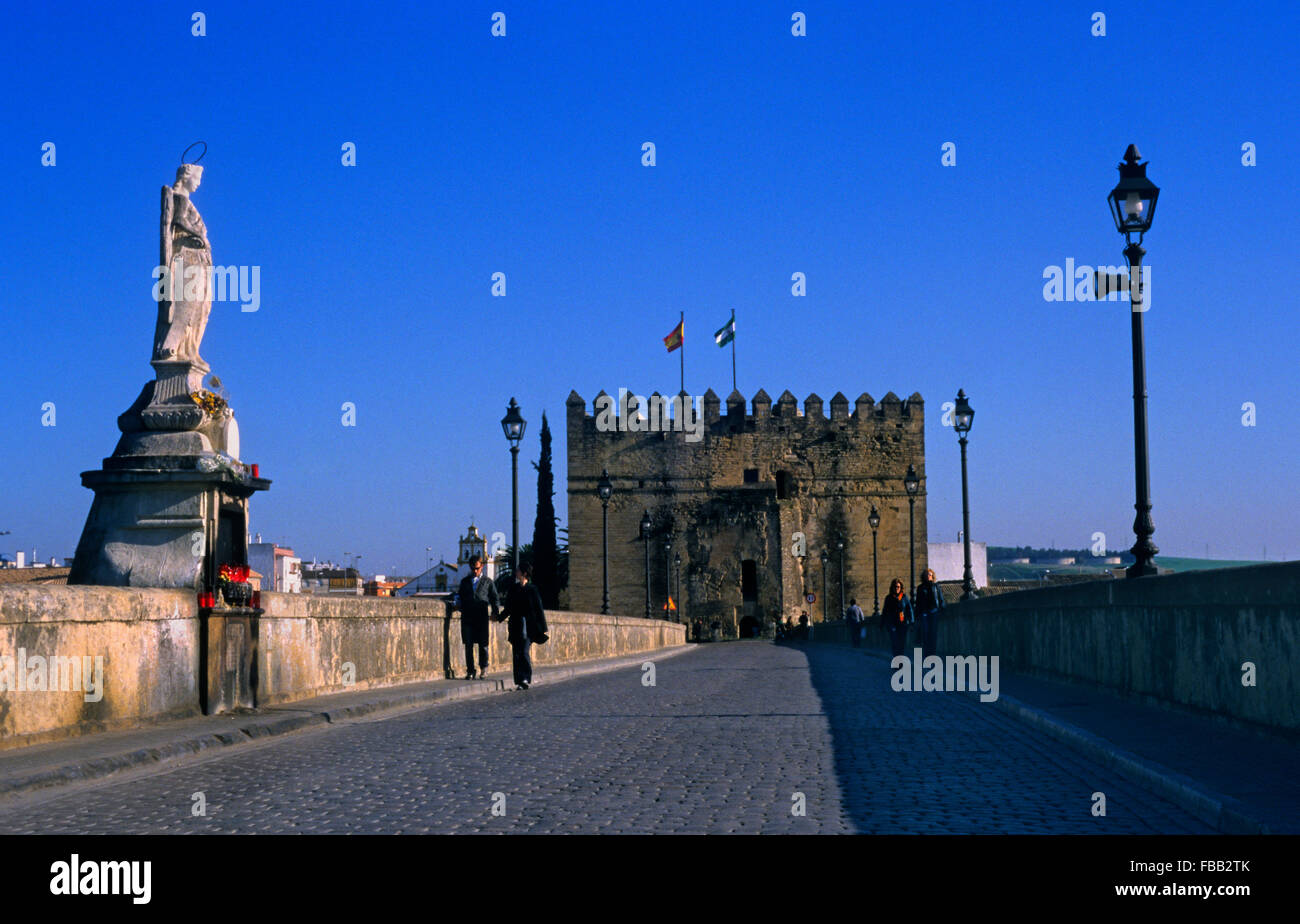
top-left (512, 640), bottom-right (533, 687)
top-left (464, 641), bottom-right (488, 675)
top-left (917, 611), bottom-right (939, 659)
top-left (458, 573), bottom-right (499, 677)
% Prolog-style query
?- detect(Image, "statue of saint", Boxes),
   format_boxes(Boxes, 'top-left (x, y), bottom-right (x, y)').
top-left (152, 164), bottom-right (212, 363)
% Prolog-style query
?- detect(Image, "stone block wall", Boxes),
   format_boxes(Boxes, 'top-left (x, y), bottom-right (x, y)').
top-left (257, 593), bottom-right (684, 703)
top-left (567, 388), bottom-right (927, 636)
top-left (938, 562), bottom-right (1300, 734)
top-left (1, 585), bottom-right (686, 748)
top-left (0, 586), bottom-right (199, 749)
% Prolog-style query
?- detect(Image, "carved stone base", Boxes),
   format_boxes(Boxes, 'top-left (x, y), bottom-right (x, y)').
top-left (140, 357), bottom-right (209, 431)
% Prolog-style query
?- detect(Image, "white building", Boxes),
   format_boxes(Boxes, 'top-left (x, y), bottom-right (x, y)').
top-left (249, 543), bottom-right (302, 593)
top-left (396, 523), bottom-right (498, 597)
top-left (926, 541), bottom-right (988, 589)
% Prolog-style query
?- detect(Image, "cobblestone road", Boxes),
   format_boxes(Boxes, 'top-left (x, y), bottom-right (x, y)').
top-left (0, 642), bottom-right (1212, 834)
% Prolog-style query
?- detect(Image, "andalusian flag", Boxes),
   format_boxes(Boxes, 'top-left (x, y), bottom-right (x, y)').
top-left (713, 315), bottom-right (735, 347)
top-left (663, 319), bottom-right (684, 352)
top-left (717, 309), bottom-right (737, 391)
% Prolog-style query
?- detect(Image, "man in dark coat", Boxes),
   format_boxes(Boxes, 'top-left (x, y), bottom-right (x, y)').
top-left (502, 564), bottom-right (547, 689)
top-left (456, 555), bottom-right (500, 678)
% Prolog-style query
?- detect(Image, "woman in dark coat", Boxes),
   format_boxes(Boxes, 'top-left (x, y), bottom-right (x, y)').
top-left (880, 578), bottom-right (914, 658)
top-left (502, 564), bottom-right (547, 690)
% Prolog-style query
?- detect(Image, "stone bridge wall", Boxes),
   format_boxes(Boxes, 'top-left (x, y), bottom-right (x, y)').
top-left (806, 562), bottom-right (1300, 735)
top-left (0, 585), bottom-right (685, 749)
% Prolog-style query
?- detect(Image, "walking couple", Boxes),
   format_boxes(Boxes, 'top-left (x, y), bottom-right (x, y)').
top-left (880, 569), bottom-right (945, 658)
top-left (456, 555), bottom-right (549, 690)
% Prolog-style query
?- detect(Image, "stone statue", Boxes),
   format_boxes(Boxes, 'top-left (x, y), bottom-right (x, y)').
top-left (70, 148), bottom-right (270, 594)
top-left (153, 164), bottom-right (212, 363)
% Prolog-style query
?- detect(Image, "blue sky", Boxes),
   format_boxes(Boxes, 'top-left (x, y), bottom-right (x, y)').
top-left (2, 0), bottom-right (1297, 572)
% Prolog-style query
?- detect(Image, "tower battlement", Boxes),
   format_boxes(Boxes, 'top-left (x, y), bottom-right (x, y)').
top-left (566, 387), bottom-right (923, 437)
top-left (565, 385), bottom-right (927, 637)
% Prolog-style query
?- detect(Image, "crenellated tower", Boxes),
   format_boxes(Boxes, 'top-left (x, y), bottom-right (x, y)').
top-left (566, 387), bottom-right (926, 636)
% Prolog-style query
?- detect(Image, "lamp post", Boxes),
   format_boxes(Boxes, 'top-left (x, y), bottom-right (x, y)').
top-left (640, 510), bottom-right (652, 620)
top-left (904, 464), bottom-right (919, 594)
top-left (954, 389), bottom-right (976, 599)
top-left (663, 537), bottom-right (672, 621)
top-left (836, 536), bottom-right (846, 620)
top-left (597, 469), bottom-right (613, 615)
top-left (820, 549), bottom-right (830, 624)
top-left (1107, 144), bottom-right (1161, 578)
top-left (868, 504), bottom-right (881, 617)
top-left (425, 546), bottom-right (431, 573)
top-left (500, 398), bottom-right (527, 579)
top-left (674, 551), bottom-right (682, 625)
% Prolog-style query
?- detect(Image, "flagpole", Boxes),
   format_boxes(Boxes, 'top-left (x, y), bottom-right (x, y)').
top-left (730, 308), bottom-right (736, 393)
top-left (679, 310), bottom-right (685, 397)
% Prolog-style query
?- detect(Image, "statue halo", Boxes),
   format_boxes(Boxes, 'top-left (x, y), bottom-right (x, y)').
top-left (180, 141), bottom-right (207, 165)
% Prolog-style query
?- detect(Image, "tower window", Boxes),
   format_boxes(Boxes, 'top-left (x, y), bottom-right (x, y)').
top-left (743, 468), bottom-right (759, 484)
top-left (741, 560), bottom-right (757, 601)
top-left (776, 471), bottom-right (791, 499)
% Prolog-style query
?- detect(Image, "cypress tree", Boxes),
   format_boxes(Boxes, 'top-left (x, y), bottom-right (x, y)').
top-left (531, 412), bottom-right (559, 607)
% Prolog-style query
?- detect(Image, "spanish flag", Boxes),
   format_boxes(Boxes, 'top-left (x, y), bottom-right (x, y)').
top-left (663, 319), bottom-right (684, 352)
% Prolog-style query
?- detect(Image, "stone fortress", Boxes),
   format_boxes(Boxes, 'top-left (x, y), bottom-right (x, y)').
top-left (567, 388), bottom-right (926, 636)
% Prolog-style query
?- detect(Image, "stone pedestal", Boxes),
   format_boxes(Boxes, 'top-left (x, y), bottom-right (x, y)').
top-left (70, 466), bottom-right (270, 590)
top-left (140, 357), bottom-right (209, 431)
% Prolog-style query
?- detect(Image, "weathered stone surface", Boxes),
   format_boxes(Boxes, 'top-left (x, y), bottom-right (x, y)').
top-left (0, 585), bottom-right (200, 749)
top-left (0, 584), bottom-right (685, 746)
top-left (938, 561), bottom-right (1300, 734)
top-left (567, 389), bottom-right (927, 636)
top-left (257, 593), bottom-right (684, 704)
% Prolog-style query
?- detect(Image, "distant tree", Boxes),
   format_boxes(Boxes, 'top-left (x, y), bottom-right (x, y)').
top-left (556, 526), bottom-right (569, 596)
top-left (531, 413), bottom-right (560, 607)
top-left (495, 542), bottom-right (533, 593)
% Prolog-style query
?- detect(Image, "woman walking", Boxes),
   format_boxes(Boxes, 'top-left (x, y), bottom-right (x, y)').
top-left (880, 578), bottom-right (914, 658)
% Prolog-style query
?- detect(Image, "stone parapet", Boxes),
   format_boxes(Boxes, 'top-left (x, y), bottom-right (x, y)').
top-left (0, 585), bottom-right (685, 748)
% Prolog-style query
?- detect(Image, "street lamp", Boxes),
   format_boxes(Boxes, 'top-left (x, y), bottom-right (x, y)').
top-left (640, 510), bottom-right (653, 620)
top-left (904, 464), bottom-right (919, 594)
top-left (820, 549), bottom-right (830, 624)
top-left (954, 389), bottom-right (976, 599)
top-left (1107, 144), bottom-right (1161, 578)
top-left (663, 537), bottom-right (672, 621)
top-left (500, 398), bottom-right (527, 579)
top-left (425, 546), bottom-right (431, 572)
top-left (597, 468), bottom-right (613, 615)
top-left (674, 550), bottom-right (682, 626)
top-left (836, 536), bottom-right (846, 620)
top-left (868, 504), bottom-right (881, 617)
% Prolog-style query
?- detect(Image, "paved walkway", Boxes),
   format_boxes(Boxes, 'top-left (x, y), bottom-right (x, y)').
top-left (0, 643), bottom-right (1217, 834)
top-left (986, 664), bottom-right (1299, 833)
